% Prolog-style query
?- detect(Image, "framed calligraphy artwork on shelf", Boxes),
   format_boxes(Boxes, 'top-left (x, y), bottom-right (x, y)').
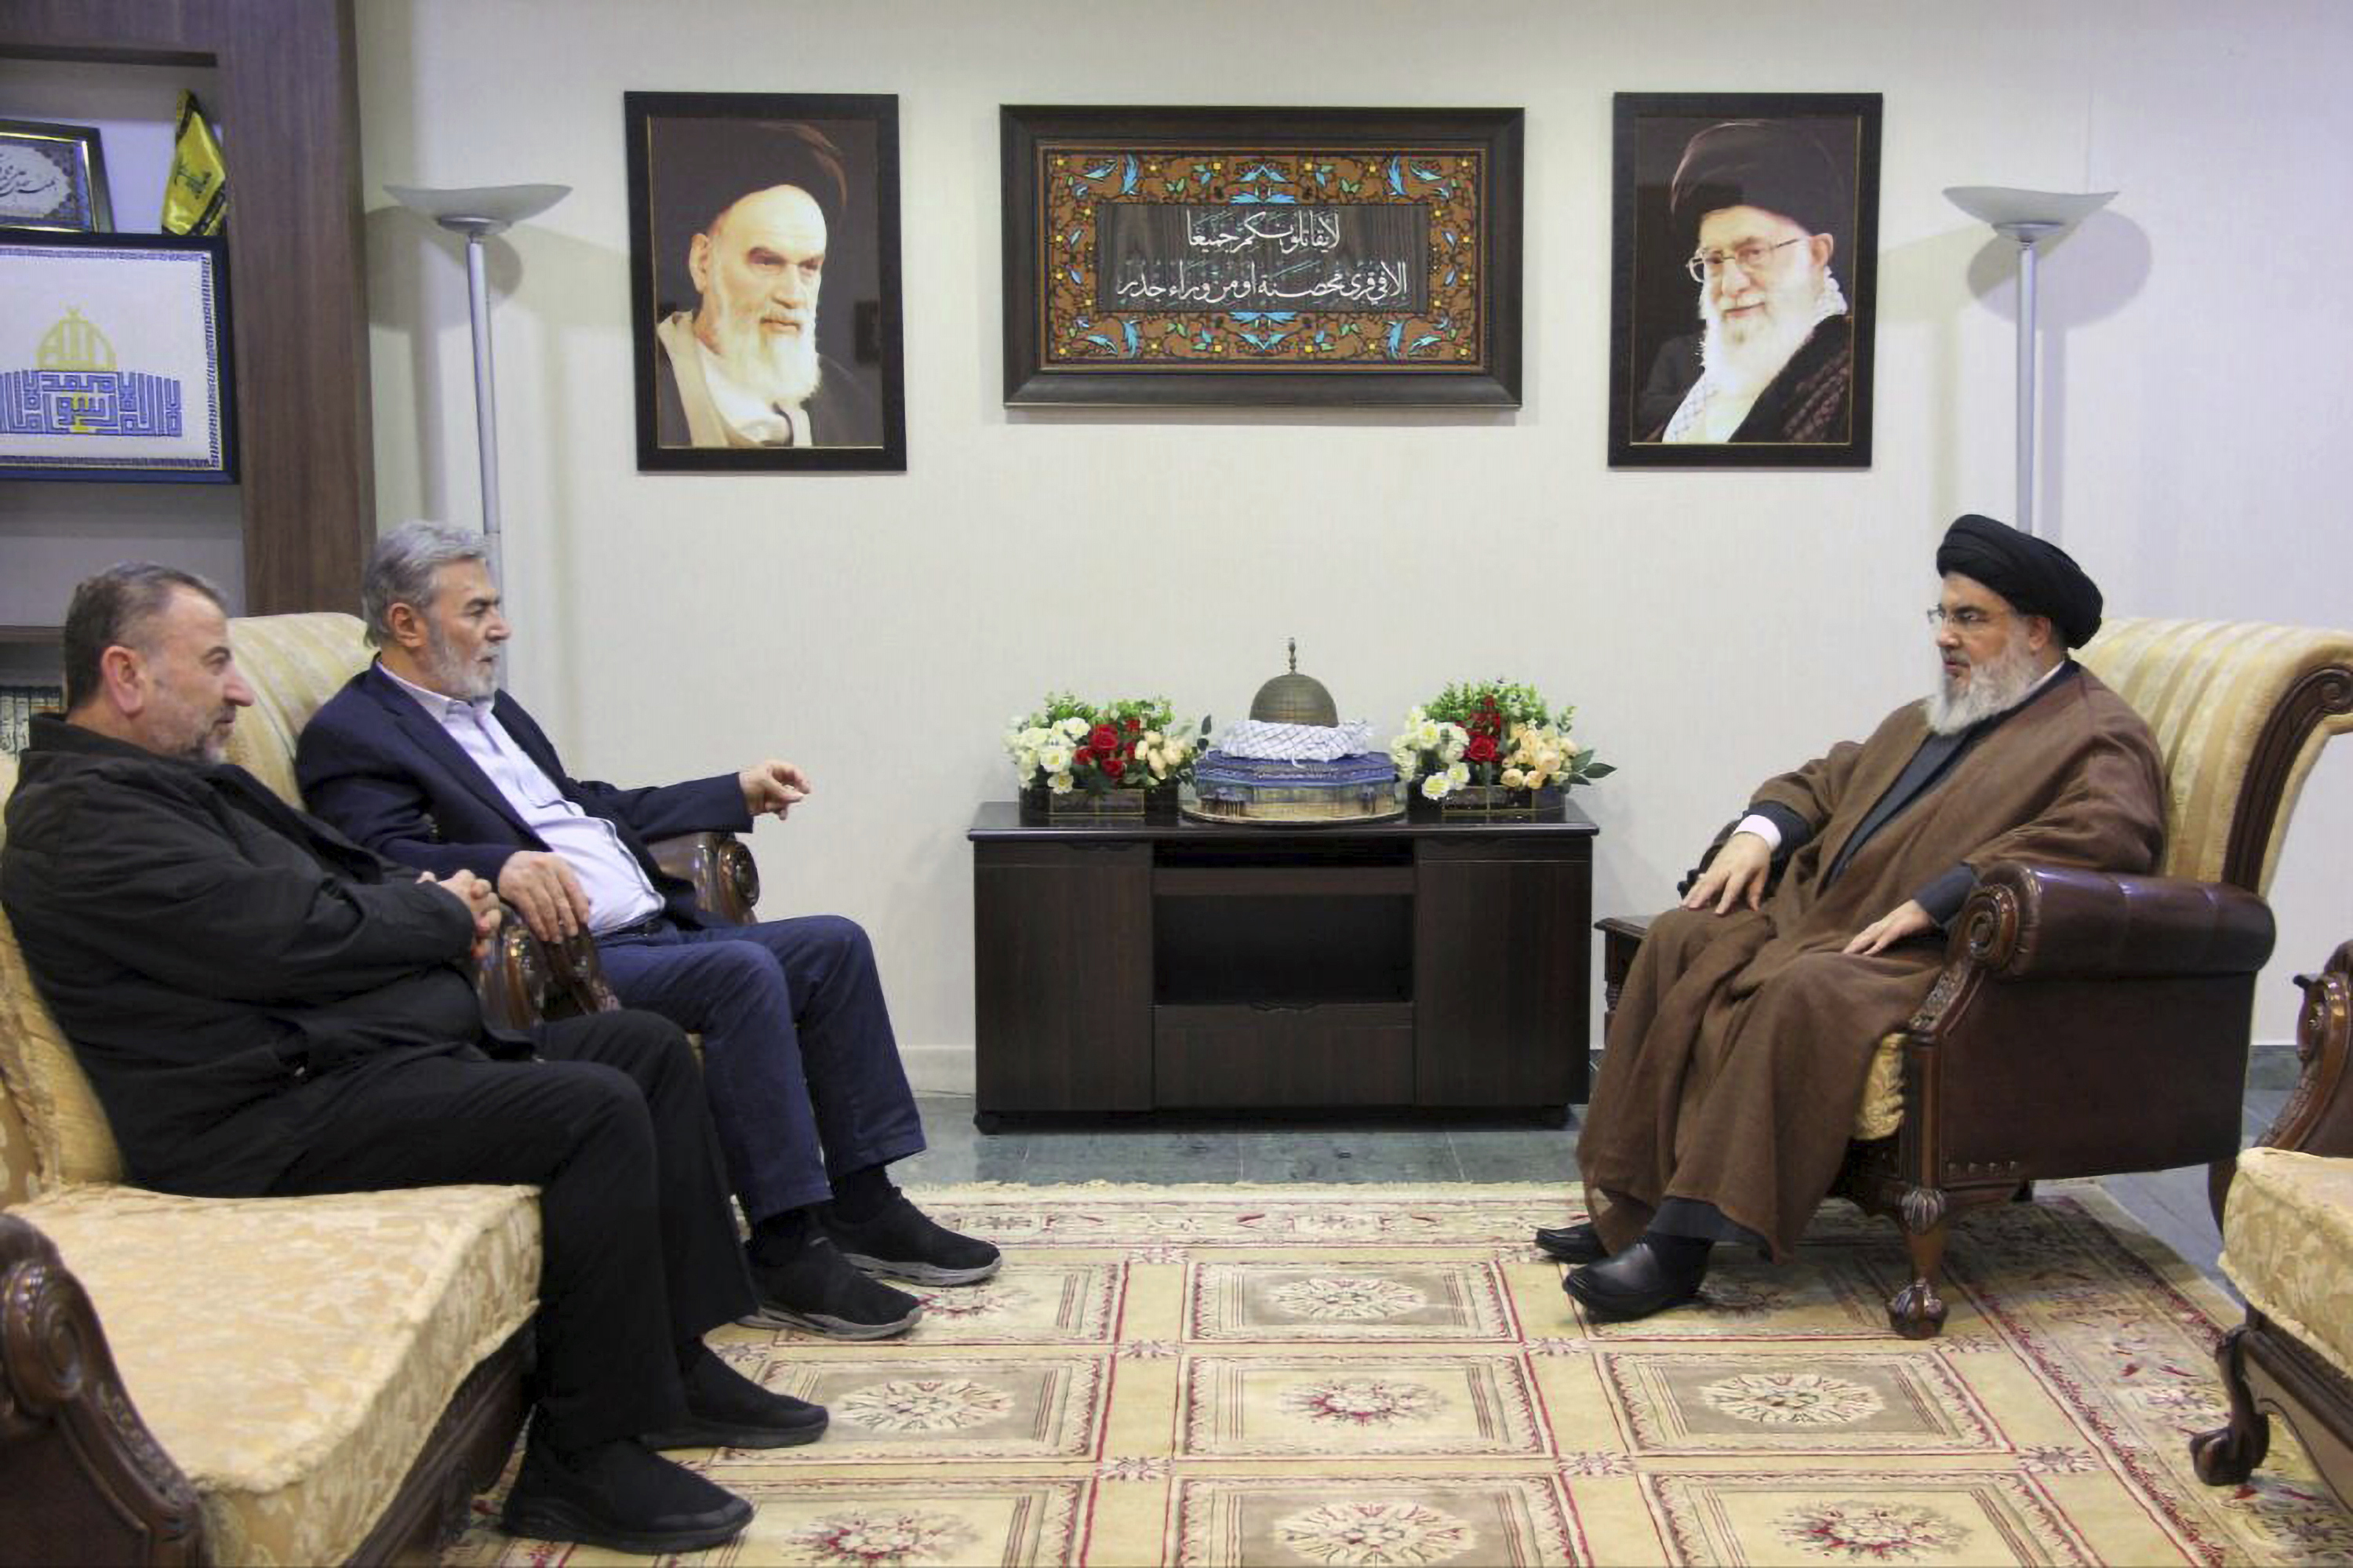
top-left (0, 231), bottom-right (236, 482)
top-left (1607, 92), bottom-right (1882, 468)
top-left (1001, 105), bottom-right (1523, 408)
top-left (625, 91), bottom-right (907, 472)
top-left (0, 119), bottom-right (111, 233)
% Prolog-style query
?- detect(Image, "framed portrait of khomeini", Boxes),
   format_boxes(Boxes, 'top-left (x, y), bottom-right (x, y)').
top-left (1608, 93), bottom-right (1880, 469)
top-left (625, 92), bottom-right (905, 473)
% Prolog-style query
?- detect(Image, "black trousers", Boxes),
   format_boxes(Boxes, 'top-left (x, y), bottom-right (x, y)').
top-left (268, 1010), bottom-right (755, 1447)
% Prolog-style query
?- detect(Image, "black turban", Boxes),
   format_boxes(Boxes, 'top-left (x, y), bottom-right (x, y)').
top-left (1935, 514), bottom-right (2104, 648)
top-left (649, 115), bottom-right (853, 315)
top-left (1669, 119), bottom-right (1848, 248)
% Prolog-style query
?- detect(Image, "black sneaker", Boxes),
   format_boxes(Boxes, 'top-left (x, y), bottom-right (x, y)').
top-left (742, 1235), bottom-right (925, 1338)
top-left (500, 1432), bottom-right (751, 1554)
top-left (823, 1193), bottom-right (1002, 1285)
top-left (642, 1347), bottom-right (829, 1450)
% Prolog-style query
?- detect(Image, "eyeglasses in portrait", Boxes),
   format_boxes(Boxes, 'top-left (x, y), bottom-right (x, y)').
top-left (625, 92), bottom-right (906, 473)
top-left (1606, 93), bottom-right (1881, 469)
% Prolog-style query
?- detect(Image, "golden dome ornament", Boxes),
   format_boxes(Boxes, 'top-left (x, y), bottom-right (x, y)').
top-left (1248, 638), bottom-right (1340, 727)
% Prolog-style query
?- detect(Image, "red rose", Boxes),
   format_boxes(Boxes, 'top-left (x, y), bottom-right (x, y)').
top-left (1103, 755), bottom-right (1126, 780)
top-left (1466, 733), bottom-right (1498, 764)
top-left (1089, 724), bottom-right (1120, 753)
top-left (1073, 744), bottom-right (1095, 766)
top-left (1124, 716), bottom-right (1142, 733)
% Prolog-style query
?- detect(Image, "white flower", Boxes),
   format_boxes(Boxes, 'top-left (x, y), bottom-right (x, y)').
top-left (1413, 719), bottom-right (1443, 750)
top-left (1141, 729), bottom-right (1162, 747)
top-left (1060, 715), bottom-right (1089, 738)
top-left (1015, 748), bottom-right (1040, 777)
top-left (1048, 770), bottom-right (1075, 794)
top-left (1420, 773), bottom-right (1453, 800)
top-left (1038, 742), bottom-right (1072, 773)
top-left (1148, 753), bottom-right (1169, 778)
top-left (1446, 762), bottom-right (1470, 787)
top-left (1501, 766), bottom-right (1526, 788)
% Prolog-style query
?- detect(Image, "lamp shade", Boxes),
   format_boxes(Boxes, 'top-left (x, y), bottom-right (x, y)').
top-left (1944, 186), bottom-right (2115, 235)
top-left (386, 182), bottom-right (570, 238)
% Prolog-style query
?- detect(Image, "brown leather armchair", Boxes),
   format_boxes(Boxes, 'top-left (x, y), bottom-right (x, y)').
top-left (1597, 617), bottom-right (2353, 1337)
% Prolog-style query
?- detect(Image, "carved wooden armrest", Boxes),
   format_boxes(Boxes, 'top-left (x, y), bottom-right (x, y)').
top-left (2264, 939), bottom-right (2353, 1156)
top-left (1949, 861), bottom-right (2275, 982)
top-left (648, 831), bottom-right (761, 926)
top-left (472, 899), bottom-right (552, 1032)
top-left (1, 1213), bottom-right (205, 1564)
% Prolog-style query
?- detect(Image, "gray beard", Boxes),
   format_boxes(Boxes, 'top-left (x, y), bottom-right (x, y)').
top-left (1923, 631), bottom-right (2044, 736)
top-left (425, 624), bottom-right (500, 701)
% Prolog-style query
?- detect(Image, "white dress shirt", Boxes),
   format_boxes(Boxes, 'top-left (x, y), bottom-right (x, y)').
top-left (380, 664), bottom-right (664, 934)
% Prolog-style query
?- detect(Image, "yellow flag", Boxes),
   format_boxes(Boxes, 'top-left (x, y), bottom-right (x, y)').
top-left (162, 90), bottom-right (227, 235)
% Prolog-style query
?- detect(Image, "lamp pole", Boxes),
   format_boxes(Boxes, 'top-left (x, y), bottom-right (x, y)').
top-left (1944, 187), bottom-right (2115, 537)
top-left (385, 182), bottom-right (571, 594)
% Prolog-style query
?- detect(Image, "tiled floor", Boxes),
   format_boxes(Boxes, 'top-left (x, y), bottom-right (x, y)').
top-left (896, 1052), bottom-right (2297, 1290)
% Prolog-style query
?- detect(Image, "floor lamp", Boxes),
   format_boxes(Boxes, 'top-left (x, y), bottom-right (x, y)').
top-left (385, 182), bottom-right (570, 588)
top-left (1944, 186), bottom-right (2115, 537)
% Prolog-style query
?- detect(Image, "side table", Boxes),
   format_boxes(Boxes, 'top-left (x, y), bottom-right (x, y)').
top-left (967, 802), bottom-right (1597, 1126)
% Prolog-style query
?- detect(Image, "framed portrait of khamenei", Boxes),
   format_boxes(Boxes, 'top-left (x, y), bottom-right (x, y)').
top-left (1608, 93), bottom-right (1881, 468)
top-left (625, 91), bottom-right (906, 473)
top-left (0, 231), bottom-right (235, 482)
top-left (1002, 104), bottom-right (1523, 408)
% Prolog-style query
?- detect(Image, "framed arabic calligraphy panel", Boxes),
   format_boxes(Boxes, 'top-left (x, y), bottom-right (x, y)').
top-left (1002, 106), bottom-right (1522, 408)
top-left (0, 231), bottom-right (237, 482)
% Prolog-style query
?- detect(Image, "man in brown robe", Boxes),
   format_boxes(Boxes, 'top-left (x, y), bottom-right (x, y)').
top-left (1551, 515), bottom-right (2165, 1318)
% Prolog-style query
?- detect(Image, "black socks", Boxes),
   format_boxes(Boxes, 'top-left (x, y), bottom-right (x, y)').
top-left (746, 1165), bottom-right (896, 1265)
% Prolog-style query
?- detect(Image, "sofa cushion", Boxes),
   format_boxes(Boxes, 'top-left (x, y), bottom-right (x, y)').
top-left (0, 751), bottom-right (123, 1188)
top-left (223, 612), bottom-right (373, 809)
top-left (2220, 1144), bottom-right (2353, 1383)
top-left (19, 1181), bottom-right (541, 1567)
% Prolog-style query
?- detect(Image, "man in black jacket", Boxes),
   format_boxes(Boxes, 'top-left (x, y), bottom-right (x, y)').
top-left (0, 564), bottom-right (817, 1555)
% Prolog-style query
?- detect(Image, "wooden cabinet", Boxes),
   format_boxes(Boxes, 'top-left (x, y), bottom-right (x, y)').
top-left (969, 802), bottom-right (1595, 1125)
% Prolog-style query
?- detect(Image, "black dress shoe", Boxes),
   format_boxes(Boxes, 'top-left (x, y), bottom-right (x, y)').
top-left (1533, 1222), bottom-right (1609, 1264)
top-left (742, 1235), bottom-right (925, 1338)
top-left (500, 1434), bottom-right (751, 1553)
top-left (643, 1347), bottom-right (829, 1450)
top-left (1562, 1240), bottom-right (1706, 1319)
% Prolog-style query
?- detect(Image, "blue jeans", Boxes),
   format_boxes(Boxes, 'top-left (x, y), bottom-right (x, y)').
top-left (595, 915), bottom-right (925, 1220)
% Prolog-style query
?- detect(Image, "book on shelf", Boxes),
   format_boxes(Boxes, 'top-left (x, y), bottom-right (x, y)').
top-left (2, 686), bottom-right (65, 759)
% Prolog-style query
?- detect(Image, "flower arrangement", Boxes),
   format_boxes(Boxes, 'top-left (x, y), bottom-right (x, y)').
top-left (1387, 679), bottom-right (1613, 803)
top-left (1004, 693), bottom-right (1205, 795)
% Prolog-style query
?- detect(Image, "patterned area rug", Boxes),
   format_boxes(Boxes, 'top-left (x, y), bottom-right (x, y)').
top-left (445, 1182), bottom-right (2353, 1566)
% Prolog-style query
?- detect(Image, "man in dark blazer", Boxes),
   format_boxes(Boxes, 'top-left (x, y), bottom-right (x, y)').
top-left (296, 523), bottom-right (995, 1343)
top-left (3, 564), bottom-right (827, 1555)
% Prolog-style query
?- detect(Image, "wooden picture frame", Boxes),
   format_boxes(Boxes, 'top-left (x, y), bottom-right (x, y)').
top-left (1002, 105), bottom-right (1523, 408)
top-left (1607, 92), bottom-right (1881, 468)
top-left (0, 231), bottom-right (235, 482)
top-left (625, 91), bottom-right (906, 473)
top-left (0, 118), bottom-right (111, 233)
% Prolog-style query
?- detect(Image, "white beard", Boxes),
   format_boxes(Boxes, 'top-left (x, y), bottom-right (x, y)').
top-left (1698, 266), bottom-right (1828, 395)
top-left (1923, 624), bottom-right (2045, 736)
top-left (707, 311), bottom-right (823, 409)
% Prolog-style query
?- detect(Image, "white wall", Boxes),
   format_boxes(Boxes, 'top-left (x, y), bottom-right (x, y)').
top-left (355, 0), bottom-right (2353, 1083)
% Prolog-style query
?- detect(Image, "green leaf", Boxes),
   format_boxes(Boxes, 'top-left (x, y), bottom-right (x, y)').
top-left (1583, 762), bottom-right (1617, 779)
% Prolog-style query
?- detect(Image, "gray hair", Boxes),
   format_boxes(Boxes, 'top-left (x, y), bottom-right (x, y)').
top-left (62, 562), bottom-right (227, 711)
top-left (362, 522), bottom-right (491, 647)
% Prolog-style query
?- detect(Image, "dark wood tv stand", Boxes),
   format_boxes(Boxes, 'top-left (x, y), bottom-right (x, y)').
top-left (967, 802), bottom-right (1595, 1126)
